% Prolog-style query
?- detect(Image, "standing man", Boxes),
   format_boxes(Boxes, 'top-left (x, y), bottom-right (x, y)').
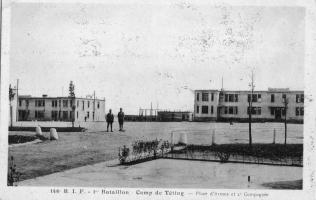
top-left (118, 108), bottom-right (125, 131)
top-left (106, 109), bottom-right (114, 132)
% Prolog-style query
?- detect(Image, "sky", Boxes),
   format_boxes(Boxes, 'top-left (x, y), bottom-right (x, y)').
top-left (9, 3), bottom-right (305, 114)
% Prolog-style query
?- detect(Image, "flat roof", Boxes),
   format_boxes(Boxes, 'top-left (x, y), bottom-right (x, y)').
top-left (18, 96), bottom-right (105, 101)
top-left (195, 89), bottom-right (304, 93)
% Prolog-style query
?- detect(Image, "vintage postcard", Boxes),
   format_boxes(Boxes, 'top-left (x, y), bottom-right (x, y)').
top-left (0, 0), bottom-right (315, 199)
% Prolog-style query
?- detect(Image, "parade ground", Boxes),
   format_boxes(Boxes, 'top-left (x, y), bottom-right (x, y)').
top-left (9, 121), bottom-right (303, 188)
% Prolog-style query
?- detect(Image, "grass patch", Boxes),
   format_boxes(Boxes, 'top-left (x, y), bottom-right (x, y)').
top-left (9, 135), bottom-right (38, 144)
top-left (174, 143), bottom-right (303, 159)
top-left (262, 179), bottom-right (302, 189)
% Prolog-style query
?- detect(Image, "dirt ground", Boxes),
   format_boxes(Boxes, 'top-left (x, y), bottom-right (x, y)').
top-left (8, 122), bottom-right (303, 181)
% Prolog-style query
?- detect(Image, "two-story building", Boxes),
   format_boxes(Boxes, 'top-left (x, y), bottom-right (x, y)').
top-left (194, 88), bottom-right (304, 123)
top-left (16, 95), bottom-right (106, 122)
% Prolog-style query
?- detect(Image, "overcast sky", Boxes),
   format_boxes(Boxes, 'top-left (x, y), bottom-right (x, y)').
top-left (10, 3), bottom-right (305, 114)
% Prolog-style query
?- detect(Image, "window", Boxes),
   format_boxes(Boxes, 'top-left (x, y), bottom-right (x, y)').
top-left (225, 94), bottom-right (238, 102)
top-left (202, 93), bottom-right (209, 101)
top-left (26, 100), bottom-right (29, 106)
top-left (296, 107), bottom-right (304, 116)
top-left (229, 94), bottom-right (234, 102)
top-left (224, 107), bottom-right (228, 114)
top-left (93, 112), bottom-right (95, 120)
top-left (248, 94), bottom-right (261, 103)
top-left (19, 100), bottom-right (22, 107)
top-left (258, 94), bottom-right (262, 102)
top-left (252, 94), bottom-right (258, 102)
top-left (202, 106), bottom-right (208, 114)
top-left (247, 107), bottom-right (261, 115)
top-left (229, 107), bottom-right (234, 114)
top-left (70, 111), bottom-right (74, 119)
top-left (211, 106), bottom-right (214, 114)
top-left (59, 100), bottom-right (61, 107)
top-left (70, 100), bottom-right (73, 107)
top-left (211, 93), bottom-right (214, 101)
top-left (51, 111), bottom-right (58, 119)
top-left (97, 102), bottom-right (100, 109)
top-left (282, 94), bottom-right (287, 103)
top-left (52, 100), bottom-right (58, 107)
top-left (257, 107), bottom-right (261, 115)
top-left (296, 94), bottom-right (304, 103)
top-left (235, 94), bottom-right (238, 102)
top-left (77, 100), bottom-right (79, 107)
top-left (271, 107), bottom-right (275, 115)
top-left (77, 111), bottom-right (79, 119)
top-left (35, 110), bottom-right (44, 118)
top-left (35, 100), bottom-right (45, 107)
top-left (63, 111), bottom-right (68, 119)
top-left (271, 94), bottom-right (275, 103)
top-left (196, 106), bottom-right (199, 114)
top-left (226, 106), bottom-right (238, 115)
top-left (82, 101), bottom-right (85, 110)
top-left (87, 111), bottom-right (90, 118)
top-left (88, 101), bottom-right (90, 108)
top-left (196, 93), bottom-right (200, 101)
top-left (63, 100), bottom-right (68, 107)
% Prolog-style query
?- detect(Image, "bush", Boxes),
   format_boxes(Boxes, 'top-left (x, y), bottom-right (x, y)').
top-left (8, 156), bottom-right (21, 186)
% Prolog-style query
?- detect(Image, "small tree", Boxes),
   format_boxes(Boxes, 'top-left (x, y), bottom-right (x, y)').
top-left (69, 81), bottom-right (75, 127)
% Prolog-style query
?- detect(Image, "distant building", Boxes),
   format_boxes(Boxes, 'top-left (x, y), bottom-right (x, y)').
top-left (157, 111), bottom-right (192, 122)
top-left (16, 95), bottom-right (106, 122)
top-left (194, 88), bottom-right (304, 123)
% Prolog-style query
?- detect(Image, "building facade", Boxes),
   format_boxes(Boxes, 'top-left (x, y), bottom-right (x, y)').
top-left (157, 111), bottom-right (192, 122)
top-left (16, 95), bottom-right (106, 122)
top-left (194, 88), bottom-right (304, 123)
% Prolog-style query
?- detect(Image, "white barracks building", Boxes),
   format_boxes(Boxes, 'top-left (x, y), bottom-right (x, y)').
top-left (194, 88), bottom-right (304, 123)
top-left (16, 95), bottom-right (106, 122)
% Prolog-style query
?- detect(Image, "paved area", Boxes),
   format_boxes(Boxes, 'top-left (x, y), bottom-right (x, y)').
top-left (18, 159), bottom-right (302, 189)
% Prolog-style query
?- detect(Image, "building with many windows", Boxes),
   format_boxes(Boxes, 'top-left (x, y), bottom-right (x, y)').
top-left (194, 88), bottom-right (304, 123)
top-left (16, 95), bottom-right (106, 122)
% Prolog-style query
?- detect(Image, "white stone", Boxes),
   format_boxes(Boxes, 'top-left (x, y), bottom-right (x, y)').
top-left (178, 133), bottom-right (187, 144)
top-left (50, 128), bottom-right (59, 140)
top-left (35, 126), bottom-right (42, 136)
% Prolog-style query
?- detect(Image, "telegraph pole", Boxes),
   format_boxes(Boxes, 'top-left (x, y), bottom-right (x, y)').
top-left (93, 91), bottom-right (96, 121)
top-left (16, 79), bottom-right (19, 122)
top-left (284, 97), bottom-right (288, 145)
top-left (248, 70), bottom-right (254, 149)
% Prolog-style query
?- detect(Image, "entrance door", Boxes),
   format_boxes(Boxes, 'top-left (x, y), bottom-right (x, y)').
top-left (275, 108), bottom-right (282, 120)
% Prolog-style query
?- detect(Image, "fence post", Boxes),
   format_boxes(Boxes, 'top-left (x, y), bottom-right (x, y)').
top-left (273, 129), bottom-right (276, 144)
top-left (212, 130), bottom-right (215, 145)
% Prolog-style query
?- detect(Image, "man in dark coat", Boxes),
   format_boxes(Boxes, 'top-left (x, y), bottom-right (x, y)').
top-left (106, 109), bottom-right (114, 132)
top-left (118, 108), bottom-right (125, 131)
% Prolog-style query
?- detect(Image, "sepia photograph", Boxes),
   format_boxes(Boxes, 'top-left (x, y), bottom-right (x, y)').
top-left (1, 0), bottom-right (316, 199)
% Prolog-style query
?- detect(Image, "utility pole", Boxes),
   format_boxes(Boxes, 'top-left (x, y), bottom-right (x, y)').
top-left (248, 70), bottom-right (254, 149)
top-left (16, 79), bottom-right (19, 122)
top-left (283, 97), bottom-right (288, 145)
top-left (93, 91), bottom-right (96, 121)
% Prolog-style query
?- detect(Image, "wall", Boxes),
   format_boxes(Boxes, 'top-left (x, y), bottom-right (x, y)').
top-left (193, 90), bottom-right (304, 122)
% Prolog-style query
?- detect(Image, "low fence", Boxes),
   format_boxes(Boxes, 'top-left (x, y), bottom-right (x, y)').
top-left (118, 140), bottom-right (303, 167)
top-left (163, 149), bottom-right (303, 167)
